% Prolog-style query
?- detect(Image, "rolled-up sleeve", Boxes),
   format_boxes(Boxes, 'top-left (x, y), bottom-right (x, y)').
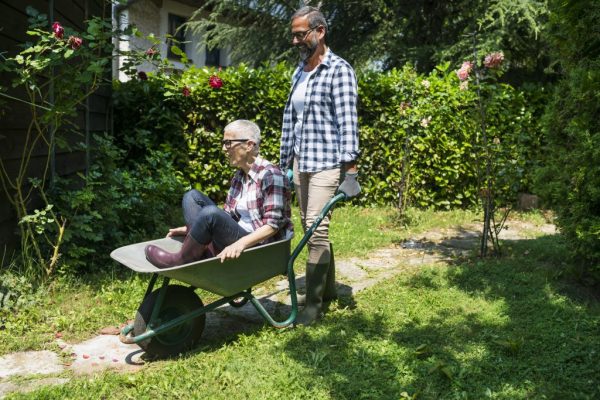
top-left (332, 64), bottom-right (360, 163)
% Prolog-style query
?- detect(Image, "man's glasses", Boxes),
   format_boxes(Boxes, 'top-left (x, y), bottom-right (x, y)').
top-left (222, 139), bottom-right (250, 149)
top-left (291, 26), bottom-right (319, 41)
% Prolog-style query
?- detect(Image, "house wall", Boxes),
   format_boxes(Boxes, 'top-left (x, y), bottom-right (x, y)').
top-left (114, 0), bottom-right (230, 81)
top-left (0, 0), bottom-right (111, 260)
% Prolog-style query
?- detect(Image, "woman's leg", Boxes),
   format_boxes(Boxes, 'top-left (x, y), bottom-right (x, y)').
top-left (188, 205), bottom-right (249, 253)
top-left (181, 189), bottom-right (217, 227)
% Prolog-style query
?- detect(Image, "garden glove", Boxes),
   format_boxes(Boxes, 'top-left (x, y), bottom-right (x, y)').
top-left (337, 171), bottom-right (361, 198)
top-left (286, 168), bottom-right (294, 190)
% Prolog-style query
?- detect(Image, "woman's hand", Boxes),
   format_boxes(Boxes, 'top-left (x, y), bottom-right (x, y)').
top-left (218, 241), bottom-right (247, 263)
top-left (167, 226), bottom-right (187, 237)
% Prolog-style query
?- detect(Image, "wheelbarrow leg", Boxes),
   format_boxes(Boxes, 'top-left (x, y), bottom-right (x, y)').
top-left (149, 277), bottom-right (171, 326)
top-left (143, 273), bottom-right (159, 300)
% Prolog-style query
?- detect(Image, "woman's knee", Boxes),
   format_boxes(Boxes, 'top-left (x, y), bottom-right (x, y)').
top-left (197, 205), bottom-right (221, 221)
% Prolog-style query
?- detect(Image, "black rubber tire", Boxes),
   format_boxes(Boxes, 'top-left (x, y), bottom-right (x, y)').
top-left (133, 285), bottom-right (205, 358)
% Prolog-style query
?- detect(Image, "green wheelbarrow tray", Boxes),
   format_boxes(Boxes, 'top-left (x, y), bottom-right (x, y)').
top-left (110, 236), bottom-right (292, 297)
top-left (110, 192), bottom-right (346, 358)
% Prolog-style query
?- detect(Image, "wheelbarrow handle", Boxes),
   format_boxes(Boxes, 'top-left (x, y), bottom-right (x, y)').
top-left (287, 192), bottom-right (346, 275)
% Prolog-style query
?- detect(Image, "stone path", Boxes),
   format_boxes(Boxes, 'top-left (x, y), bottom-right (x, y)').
top-left (0, 219), bottom-right (555, 398)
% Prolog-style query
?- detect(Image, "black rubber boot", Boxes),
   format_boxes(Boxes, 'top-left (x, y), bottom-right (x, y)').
top-left (145, 234), bottom-right (206, 269)
top-left (297, 243), bottom-right (338, 305)
top-left (323, 242), bottom-right (338, 301)
top-left (295, 262), bottom-right (329, 326)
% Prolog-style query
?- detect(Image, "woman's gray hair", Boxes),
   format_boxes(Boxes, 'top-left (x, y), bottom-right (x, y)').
top-left (291, 6), bottom-right (328, 35)
top-left (225, 119), bottom-right (261, 153)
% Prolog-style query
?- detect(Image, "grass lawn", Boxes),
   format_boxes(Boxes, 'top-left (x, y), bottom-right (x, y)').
top-left (2, 207), bottom-right (599, 399)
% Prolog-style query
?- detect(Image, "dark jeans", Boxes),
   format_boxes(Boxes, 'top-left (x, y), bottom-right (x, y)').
top-left (182, 189), bottom-right (249, 253)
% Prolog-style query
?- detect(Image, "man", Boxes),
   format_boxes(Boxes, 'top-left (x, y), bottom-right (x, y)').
top-left (146, 119), bottom-right (292, 268)
top-left (280, 6), bottom-right (361, 325)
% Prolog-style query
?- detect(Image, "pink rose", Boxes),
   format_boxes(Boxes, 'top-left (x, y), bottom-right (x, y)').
top-left (182, 86), bottom-right (191, 97)
top-left (67, 36), bottom-right (83, 50)
top-left (209, 75), bottom-right (223, 89)
top-left (52, 22), bottom-right (64, 39)
top-left (137, 71), bottom-right (148, 81)
top-left (145, 48), bottom-right (158, 57)
top-left (456, 61), bottom-right (473, 81)
top-left (484, 51), bottom-right (504, 69)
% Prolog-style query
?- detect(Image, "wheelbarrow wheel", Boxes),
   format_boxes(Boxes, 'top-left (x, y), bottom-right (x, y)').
top-left (134, 285), bottom-right (205, 358)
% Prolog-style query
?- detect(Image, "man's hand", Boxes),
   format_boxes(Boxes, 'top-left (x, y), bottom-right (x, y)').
top-left (218, 241), bottom-right (247, 263)
top-left (337, 171), bottom-right (361, 198)
top-left (167, 226), bottom-right (187, 237)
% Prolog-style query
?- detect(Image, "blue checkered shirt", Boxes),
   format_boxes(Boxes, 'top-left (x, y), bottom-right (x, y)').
top-left (280, 50), bottom-right (360, 173)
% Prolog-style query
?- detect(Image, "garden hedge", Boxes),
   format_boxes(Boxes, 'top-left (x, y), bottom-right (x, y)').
top-left (113, 62), bottom-right (546, 209)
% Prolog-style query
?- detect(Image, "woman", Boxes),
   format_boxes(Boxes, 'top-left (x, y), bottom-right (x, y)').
top-left (145, 120), bottom-right (293, 268)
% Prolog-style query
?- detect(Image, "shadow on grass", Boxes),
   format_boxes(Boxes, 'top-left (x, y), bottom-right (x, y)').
top-left (279, 234), bottom-right (600, 399)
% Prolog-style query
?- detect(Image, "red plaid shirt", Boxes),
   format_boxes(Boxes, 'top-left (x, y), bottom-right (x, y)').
top-left (224, 156), bottom-right (293, 242)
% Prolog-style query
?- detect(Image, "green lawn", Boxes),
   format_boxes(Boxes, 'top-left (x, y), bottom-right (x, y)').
top-left (2, 207), bottom-right (599, 399)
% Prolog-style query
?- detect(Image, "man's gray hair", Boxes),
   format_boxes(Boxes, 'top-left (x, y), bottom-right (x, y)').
top-left (291, 6), bottom-right (328, 35)
top-left (225, 119), bottom-right (261, 150)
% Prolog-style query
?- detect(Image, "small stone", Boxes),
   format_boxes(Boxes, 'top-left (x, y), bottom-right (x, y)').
top-left (112, 358), bottom-right (118, 362)
top-left (82, 354), bottom-right (90, 359)
top-left (55, 332), bottom-right (63, 339)
top-left (99, 355), bottom-right (105, 360)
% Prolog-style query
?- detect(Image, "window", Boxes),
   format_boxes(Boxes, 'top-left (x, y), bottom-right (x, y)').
top-left (167, 14), bottom-right (187, 59)
top-left (205, 47), bottom-right (220, 67)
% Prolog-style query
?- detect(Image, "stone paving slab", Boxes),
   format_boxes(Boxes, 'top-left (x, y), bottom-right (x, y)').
top-left (60, 335), bottom-right (144, 375)
top-left (0, 351), bottom-right (64, 379)
top-left (0, 378), bottom-right (69, 398)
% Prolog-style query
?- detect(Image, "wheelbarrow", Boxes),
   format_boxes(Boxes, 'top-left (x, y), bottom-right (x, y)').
top-left (110, 192), bottom-right (346, 358)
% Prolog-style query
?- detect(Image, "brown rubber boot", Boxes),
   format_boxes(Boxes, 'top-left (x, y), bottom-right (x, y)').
top-left (145, 234), bottom-right (206, 269)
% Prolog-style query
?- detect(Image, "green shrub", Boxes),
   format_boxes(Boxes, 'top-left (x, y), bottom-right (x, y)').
top-left (48, 134), bottom-right (185, 273)
top-left (534, 0), bottom-right (600, 281)
top-left (113, 63), bottom-right (545, 208)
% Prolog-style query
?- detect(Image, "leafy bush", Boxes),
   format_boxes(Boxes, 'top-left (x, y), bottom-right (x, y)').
top-left (48, 134), bottom-right (185, 272)
top-left (113, 63), bottom-right (545, 208)
top-left (534, 0), bottom-right (600, 281)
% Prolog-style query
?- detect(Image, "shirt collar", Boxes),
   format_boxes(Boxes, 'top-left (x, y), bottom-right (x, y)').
top-left (246, 155), bottom-right (265, 183)
top-left (297, 48), bottom-right (332, 70)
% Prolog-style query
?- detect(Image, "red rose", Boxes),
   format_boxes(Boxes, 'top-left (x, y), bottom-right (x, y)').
top-left (137, 71), bottom-right (148, 81)
top-left (182, 86), bottom-right (191, 97)
top-left (52, 22), bottom-right (64, 39)
top-left (145, 48), bottom-right (158, 57)
top-left (67, 36), bottom-right (83, 50)
top-left (209, 75), bottom-right (223, 89)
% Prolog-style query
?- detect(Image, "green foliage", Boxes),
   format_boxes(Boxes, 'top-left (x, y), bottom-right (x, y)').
top-left (47, 134), bottom-right (185, 273)
top-left (0, 12), bottom-right (115, 279)
top-left (113, 63), bottom-right (545, 210)
top-left (534, 0), bottom-right (600, 281)
top-left (187, 0), bottom-right (550, 81)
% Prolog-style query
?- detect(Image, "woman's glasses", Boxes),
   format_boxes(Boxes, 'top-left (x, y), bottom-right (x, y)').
top-left (222, 139), bottom-right (250, 149)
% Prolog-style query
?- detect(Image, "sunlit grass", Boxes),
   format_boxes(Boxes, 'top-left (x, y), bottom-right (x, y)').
top-left (2, 207), bottom-right (600, 399)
